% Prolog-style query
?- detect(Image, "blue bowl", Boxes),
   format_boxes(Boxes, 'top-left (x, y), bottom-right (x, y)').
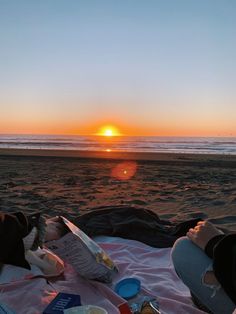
top-left (115, 278), bottom-right (141, 299)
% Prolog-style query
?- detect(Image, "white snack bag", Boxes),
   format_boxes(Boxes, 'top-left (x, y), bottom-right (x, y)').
top-left (45, 216), bottom-right (118, 283)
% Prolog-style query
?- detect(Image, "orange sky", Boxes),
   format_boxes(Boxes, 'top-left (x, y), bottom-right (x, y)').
top-left (1, 2), bottom-right (236, 137)
top-left (1, 115), bottom-right (235, 137)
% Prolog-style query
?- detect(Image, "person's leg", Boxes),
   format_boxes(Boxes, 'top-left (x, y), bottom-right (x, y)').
top-left (171, 237), bottom-right (235, 314)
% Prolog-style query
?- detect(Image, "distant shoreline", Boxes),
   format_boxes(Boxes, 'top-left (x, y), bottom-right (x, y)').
top-left (0, 148), bottom-right (236, 168)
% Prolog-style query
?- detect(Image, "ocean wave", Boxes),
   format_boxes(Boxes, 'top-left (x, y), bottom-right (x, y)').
top-left (0, 135), bottom-right (235, 155)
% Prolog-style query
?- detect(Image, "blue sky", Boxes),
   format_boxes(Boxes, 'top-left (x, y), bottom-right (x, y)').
top-left (0, 0), bottom-right (235, 136)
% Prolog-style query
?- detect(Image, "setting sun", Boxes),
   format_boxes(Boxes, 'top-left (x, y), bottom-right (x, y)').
top-left (104, 129), bottom-right (113, 136)
top-left (96, 125), bottom-right (121, 137)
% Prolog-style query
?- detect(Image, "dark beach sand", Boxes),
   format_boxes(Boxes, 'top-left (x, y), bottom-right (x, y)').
top-left (0, 148), bottom-right (236, 230)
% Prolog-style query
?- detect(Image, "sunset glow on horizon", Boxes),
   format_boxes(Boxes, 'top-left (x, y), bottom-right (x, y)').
top-left (96, 125), bottom-right (122, 137)
top-left (0, 1), bottom-right (236, 137)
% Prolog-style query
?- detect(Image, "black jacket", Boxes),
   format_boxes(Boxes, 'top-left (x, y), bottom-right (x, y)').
top-left (0, 212), bottom-right (30, 269)
top-left (205, 233), bottom-right (236, 305)
top-left (0, 211), bottom-right (42, 269)
top-left (73, 205), bottom-right (202, 248)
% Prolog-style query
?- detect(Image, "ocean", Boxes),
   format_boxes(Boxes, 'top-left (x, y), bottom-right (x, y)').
top-left (0, 134), bottom-right (236, 155)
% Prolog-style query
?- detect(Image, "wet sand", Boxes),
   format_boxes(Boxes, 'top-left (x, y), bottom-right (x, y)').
top-left (0, 148), bottom-right (236, 230)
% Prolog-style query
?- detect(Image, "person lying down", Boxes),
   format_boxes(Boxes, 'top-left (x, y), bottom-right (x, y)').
top-left (0, 212), bottom-right (68, 277)
top-left (0, 211), bottom-right (117, 283)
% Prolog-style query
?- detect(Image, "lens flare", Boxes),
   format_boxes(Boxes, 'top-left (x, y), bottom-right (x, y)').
top-left (111, 161), bottom-right (137, 180)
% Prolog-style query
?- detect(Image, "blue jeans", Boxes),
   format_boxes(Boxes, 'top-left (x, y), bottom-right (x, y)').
top-left (171, 237), bottom-right (235, 314)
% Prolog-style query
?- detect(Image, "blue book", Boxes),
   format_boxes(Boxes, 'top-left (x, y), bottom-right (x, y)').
top-left (43, 292), bottom-right (81, 314)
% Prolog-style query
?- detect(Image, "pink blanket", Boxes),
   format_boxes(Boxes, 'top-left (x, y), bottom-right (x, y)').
top-left (0, 236), bottom-right (205, 314)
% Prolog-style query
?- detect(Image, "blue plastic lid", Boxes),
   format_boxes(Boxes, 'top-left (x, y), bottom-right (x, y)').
top-left (115, 278), bottom-right (141, 299)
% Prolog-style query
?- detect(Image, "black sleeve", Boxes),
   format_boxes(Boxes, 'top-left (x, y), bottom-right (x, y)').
top-left (204, 234), bottom-right (225, 258)
top-left (211, 234), bottom-right (236, 305)
top-left (0, 212), bottom-right (31, 269)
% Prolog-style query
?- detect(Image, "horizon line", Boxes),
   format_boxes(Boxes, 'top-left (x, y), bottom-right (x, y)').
top-left (0, 132), bottom-right (235, 138)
